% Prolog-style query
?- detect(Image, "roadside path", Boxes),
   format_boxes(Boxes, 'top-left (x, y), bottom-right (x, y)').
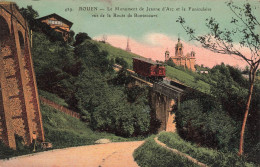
top-left (0, 141), bottom-right (144, 167)
top-left (154, 137), bottom-right (208, 167)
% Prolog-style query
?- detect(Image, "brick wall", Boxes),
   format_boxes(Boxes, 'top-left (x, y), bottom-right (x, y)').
top-left (0, 2), bottom-right (45, 149)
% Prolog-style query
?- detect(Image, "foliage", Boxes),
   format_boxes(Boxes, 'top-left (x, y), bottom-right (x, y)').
top-left (175, 63), bottom-right (260, 163)
top-left (32, 30), bottom-right (151, 137)
top-left (31, 32), bottom-right (79, 108)
top-left (74, 32), bottom-right (92, 46)
top-left (177, 1), bottom-right (260, 155)
top-left (38, 89), bottom-right (69, 107)
top-left (115, 57), bottom-right (129, 68)
top-left (74, 40), bottom-right (112, 73)
top-left (165, 58), bottom-right (176, 67)
top-left (158, 132), bottom-right (256, 167)
top-left (41, 103), bottom-right (134, 149)
top-left (0, 140), bottom-right (33, 160)
top-left (134, 136), bottom-right (199, 167)
top-left (74, 69), bottom-right (150, 137)
top-left (19, 5), bottom-right (39, 29)
top-left (175, 98), bottom-right (237, 150)
top-left (209, 64), bottom-right (260, 161)
top-left (210, 63), bottom-right (247, 88)
top-left (90, 39), bottom-right (140, 69)
top-left (68, 30), bottom-right (75, 44)
top-left (111, 68), bottom-right (133, 86)
top-left (205, 64), bottom-right (249, 125)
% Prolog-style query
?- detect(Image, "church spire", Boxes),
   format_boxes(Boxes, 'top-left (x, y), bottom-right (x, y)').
top-left (175, 36), bottom-right (183, 57)
top-left (126, 37), bottom-right (131, 52)
top-left (165, 48), bottom-right (170, 61)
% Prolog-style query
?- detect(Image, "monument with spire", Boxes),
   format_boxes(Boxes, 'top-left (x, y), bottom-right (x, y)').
top-left (165, 37), bottom-right (196, 71)
top-left (126, 37), bottom-right (131, 52)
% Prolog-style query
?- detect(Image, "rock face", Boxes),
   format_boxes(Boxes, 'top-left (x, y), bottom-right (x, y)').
top-left (95, 139), bottom-right (111, 144)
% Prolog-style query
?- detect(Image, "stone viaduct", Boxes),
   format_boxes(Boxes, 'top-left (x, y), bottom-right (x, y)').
top-left (0, 2), bottom-right (44, 149)
top-left (119, 67), bottom-right (185, 133)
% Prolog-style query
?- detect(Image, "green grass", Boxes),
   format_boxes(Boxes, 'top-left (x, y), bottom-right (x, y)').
top-left (0, 141), bottom-right (32, 159)
top-left (91, 40), bottom-right (140, 69)
top-left (0, 99), bottom-right (142, 160)
top-left (38, 89), bottom-right (69, 107)
top-left (157, 132), bottom-right (256, 167)
top-left (165, 66), bottom-right (211, 93)
top-left (41, 103), bottom-right (141, 149)
top-left (134, 136), bottom-right (200, 167)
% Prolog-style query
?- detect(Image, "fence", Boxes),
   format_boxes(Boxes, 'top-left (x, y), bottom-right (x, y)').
top-left (40, 97), bottom-right (81, 119)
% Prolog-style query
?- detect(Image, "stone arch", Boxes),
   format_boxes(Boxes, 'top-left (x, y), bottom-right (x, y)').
top-left (18, 30), bottom-right (26, 60)
top-left (0, 15), bottom-right (10, 38)
top-left (0, 15), bottom-right (11, 145)
top-left (0, 15), bottom-right (10, 45)
top-left (18, 31), bottom-right (25, 50)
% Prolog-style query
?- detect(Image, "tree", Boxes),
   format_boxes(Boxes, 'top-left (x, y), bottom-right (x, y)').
top-left (176, 1), bottom-right (259, 156)
top-left (19, 5), bottom-right (39, 30)
top-left (74, 32), bottom-right (91, 46)
top-left (68, 30), bottom-right (75, 44)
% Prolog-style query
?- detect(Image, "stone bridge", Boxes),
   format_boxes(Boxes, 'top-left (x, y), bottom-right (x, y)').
top-left (0, 2), bottom-right (44, 149)
top-left (150, 82), bottom-right (184, 132)
top-left (114, 64), bottom-right (186, 132)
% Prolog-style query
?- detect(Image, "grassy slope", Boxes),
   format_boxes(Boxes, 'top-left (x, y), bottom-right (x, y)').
top-left (0, 101), bottom-right (131, 159)
top-left (165, 66), bottom-right (211, 93)
top-left (38, 89), bottom-right (69, 107)
top-left (134, 132), bottom-right (256, 167)
top-left (41, 102), bottom-right (136, 149)
top-left (92, 40), bottom-right (211, 93)
top-left (157, 132), bottom-right (255, 167)
top-left (134, 136), bottom-right (200, 167)
top-left (91, 40), bottom-right (140, 69)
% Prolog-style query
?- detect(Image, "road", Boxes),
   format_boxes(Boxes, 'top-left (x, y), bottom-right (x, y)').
top-left (0, 141), bottom-right (144, 167)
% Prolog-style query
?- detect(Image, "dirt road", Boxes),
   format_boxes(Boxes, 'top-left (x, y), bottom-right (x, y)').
top-left (0, 141), bottom-right (144, 167)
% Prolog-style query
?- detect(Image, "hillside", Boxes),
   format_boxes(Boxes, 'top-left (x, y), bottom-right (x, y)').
top-left (134, 132), bottom-right (256, 167)
top-left (0, 89), bottom-right (139, 159)
top-left (92, 40), bottom-right (211, 93)
top-left (37, 90), bottom-right (144, 148)
top-left (91, 40), bottom-right (140, 69)
top-left (41, 101), bottom-right (132, 149)
top-left (92, 40), bottom-right (259, 165)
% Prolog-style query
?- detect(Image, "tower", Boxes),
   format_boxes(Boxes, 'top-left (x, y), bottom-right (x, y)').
top-left (189, 50), bottom-right (196, 71)
top-left (165, 49), bottom-right (170, 61)
top-left (126, 37), bottom-right (131, 52)
top-left (175, 37), bottom-right (183, 57)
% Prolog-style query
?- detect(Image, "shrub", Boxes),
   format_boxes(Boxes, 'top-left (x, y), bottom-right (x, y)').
top-left (115, 57), bottom-right (129, 68)
top-left (134, 136), bottom-right (198, 167)
top-left (175, 98), bottom-right (236, 150)
top-left (158, 132), bottom-right (255, 167)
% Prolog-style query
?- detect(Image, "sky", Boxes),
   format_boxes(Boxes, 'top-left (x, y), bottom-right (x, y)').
top-left (6, 0), bottom-right (260, 68)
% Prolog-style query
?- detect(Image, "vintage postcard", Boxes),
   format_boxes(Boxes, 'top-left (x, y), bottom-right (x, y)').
top-left (0, 0), bottom-right (259, 166)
